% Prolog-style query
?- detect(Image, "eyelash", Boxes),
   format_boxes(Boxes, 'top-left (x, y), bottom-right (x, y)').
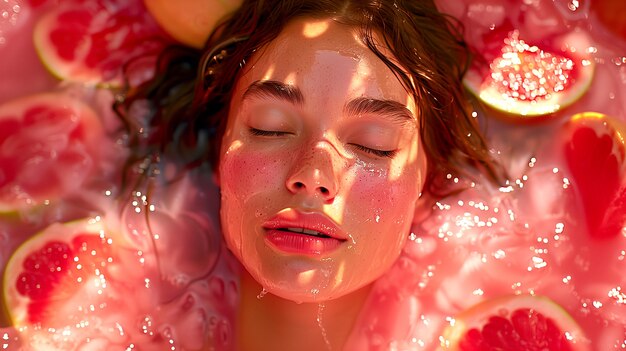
top-left (350, 144), bottom-right (397, 158)
top-left (250, 128), bottom-right (397, 158)
top-left (249, 128), bottom-right (290, 137)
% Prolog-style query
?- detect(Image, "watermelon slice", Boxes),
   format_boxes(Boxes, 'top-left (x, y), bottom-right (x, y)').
top-left (442, 295), bottom-right (590, 350)
top-left (33, 0), bottom-right (171, 86)
top-left (561, 112), bottom-right (626, 239)
top-left (465, 29), bottom-right (594, 117)
top-left (0, 93), bottom-right (103, 213)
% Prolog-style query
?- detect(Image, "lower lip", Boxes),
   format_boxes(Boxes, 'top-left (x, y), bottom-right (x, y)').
top-left (264, 229), bottom-right (344, 255)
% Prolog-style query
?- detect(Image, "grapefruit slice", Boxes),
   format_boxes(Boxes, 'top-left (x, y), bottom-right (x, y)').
top-left (442, 295), bottom-right (589, 350)
top-left (561, 112), bottom-right (626, 239)
top-left (464, 29), bottom-right (594, 117)
top-left (144, 0), bottom-right (243, 48)
top-left (2, 218), bottom-right (130, 328)
top-left (33, 0), bottom-right (170, 86)
top-left (1, 217), bottom-right (152, 351)
top-left (0, 93), bottom-right (103, 213)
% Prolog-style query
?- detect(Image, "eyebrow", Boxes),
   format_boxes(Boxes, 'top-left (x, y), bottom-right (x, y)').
top-left (241, 80), bottom-right (414, 125)
top-left (242, 80), bottom-right (304, 105)
top-left (343, 97), bottom-right (415, 126)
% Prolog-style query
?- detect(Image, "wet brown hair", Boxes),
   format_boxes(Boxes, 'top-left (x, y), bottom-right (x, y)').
top-left (116, 0), bottom-right (503, 196)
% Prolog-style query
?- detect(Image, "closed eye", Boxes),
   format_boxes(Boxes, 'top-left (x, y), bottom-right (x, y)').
top-left (249, 128), bottom-right (292, 137)
top-left (349, 143), bottom-right (397, 158)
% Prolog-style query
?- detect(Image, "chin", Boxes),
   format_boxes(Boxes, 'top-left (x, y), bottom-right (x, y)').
top-left (245, 258), bottom-right (380, 304)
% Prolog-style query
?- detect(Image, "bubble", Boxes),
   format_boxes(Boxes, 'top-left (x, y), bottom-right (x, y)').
top-left (138, 315), bottom-right (155, 336)
top-left (256, 288), bottom-right (268, 299)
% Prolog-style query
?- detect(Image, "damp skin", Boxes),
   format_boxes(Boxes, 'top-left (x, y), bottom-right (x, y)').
top-left (218, 18), bottom-right (427, 303)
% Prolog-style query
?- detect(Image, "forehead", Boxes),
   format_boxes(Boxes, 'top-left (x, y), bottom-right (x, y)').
top-left (235, 18), bottom-right (414, 108)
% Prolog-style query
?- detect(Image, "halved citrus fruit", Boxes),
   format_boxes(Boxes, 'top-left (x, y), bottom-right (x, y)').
top-left (2, 218), bottom-right (132, 327)
top-left (464, 29), bottom-right (594, 117)
top-left (144, 0), bottom-right (243, 48)
top-left (442, 295), bottom-right (589, 350)
top-left (0, 93), bottom-right (103, 213)
top-left (561, 112), bottom-right (626, 239)
top-left (1, 217), bottom-right (152, 350)
top-left (33, 0), bottom-right (170, 86)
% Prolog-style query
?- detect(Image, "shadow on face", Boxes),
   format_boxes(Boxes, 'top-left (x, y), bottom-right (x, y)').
top-left (218, 17), bottom-right (427, 303)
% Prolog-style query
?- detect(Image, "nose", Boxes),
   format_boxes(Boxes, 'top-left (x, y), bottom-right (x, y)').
top-left (286, 142), bottom-right (339, 202)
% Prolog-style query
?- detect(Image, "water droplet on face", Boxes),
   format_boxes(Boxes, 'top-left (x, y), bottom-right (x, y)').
top-left (316, 303), bottom-right (332, 351)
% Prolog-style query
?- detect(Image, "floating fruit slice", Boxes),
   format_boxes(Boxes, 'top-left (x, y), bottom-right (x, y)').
top-left (0, 93), bottom-right (103, 213)
top-left (1, 218), bottom-right (153, 350)
top-left (33, 0), bottom-right (170, 86)
top-left (2, 218), bottom-right (128, 327)
top-left (561, 112), bottom-right (626, 239)
top-left (442, 295), bottom-right (589, 350)
top-left (144, 0), bottom-right (243, 48)
top-left (464, 29), bottom-right (594, 117)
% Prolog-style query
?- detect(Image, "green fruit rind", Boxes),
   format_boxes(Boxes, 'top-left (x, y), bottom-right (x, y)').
top-left (464, 30), bottom-right (595, 117)
top-left (440, 294), bottom-right (590, 351)
top-left (0, 93), bottom-right (103, 214)
top-left (2, 217), bottom-right (114, 327)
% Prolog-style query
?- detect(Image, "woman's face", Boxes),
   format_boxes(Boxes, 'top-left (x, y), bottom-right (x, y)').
top-left (218, 18), bottom-right (427, 302)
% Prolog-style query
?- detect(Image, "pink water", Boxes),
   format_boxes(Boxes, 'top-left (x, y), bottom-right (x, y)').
top-left (1, 0), bottom-right (625, 350)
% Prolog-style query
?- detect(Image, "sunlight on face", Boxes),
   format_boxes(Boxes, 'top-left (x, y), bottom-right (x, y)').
top-left (219, 18), bottom-right (427, 302)
top-left (302, 19), bottom-right (330, 38)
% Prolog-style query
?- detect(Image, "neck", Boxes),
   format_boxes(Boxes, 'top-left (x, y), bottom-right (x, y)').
top-left (236, 271), bottom-right (372, 351)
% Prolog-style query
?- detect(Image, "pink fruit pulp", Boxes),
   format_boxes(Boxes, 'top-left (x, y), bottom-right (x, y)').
top-left (0, 0), bottom-right (624, 350)
top-left (464, 25), bottom-right (594, 117)
top-left (459, 308), bottom-right (573, 350)
top-left (0, 95), bottom-right (101, 211)
top-left (35, 0), bottom-right (171, 84)
top-left (564, 123), bottom-right (625, 239)
top-left (15, 233), bottom-right (112, 324)
top-left (486, 30), bottom-right (578, 104)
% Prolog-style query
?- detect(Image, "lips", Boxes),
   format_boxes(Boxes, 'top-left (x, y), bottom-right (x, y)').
top-left (262, 210), bottom-right (348, 255)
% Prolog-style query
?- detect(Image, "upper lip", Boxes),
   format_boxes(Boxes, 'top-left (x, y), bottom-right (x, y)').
top-left (263, 209), bottom-right (348, 241)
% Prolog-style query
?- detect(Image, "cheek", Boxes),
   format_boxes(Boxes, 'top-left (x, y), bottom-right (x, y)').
top-left (219, 142), bottom-right (285, 202)
top-left (218, 143), bottom-right (287, 247)
top-left (340, 163), bottom-right (420, 268)
top-left (334, 168), bottom-right (418, 287)
top-left (347, 163), bottom-right (421, 228)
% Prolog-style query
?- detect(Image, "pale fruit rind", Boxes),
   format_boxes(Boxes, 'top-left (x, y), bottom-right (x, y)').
top-left (566, 111), bottom-right (626, 146)
top-left (2, 217), bottom-right (123, 327)
top-left (465, 30), bottom-right (595, 117)
top-left (0, 93), bottom-right (102, 214)
top-left (441, 294), bottom-right (590, 351)
top-left (561, 111), bottom-right (626, 238)
top-left (33, 11), bottom-right (105, 85)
